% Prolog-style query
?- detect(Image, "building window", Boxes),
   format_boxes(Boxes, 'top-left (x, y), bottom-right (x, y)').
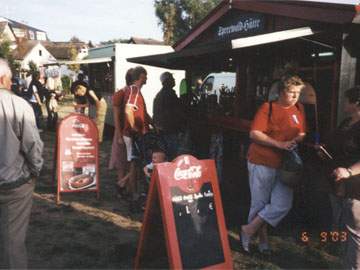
top-left (29, 30), bottom-right (35, 40)
top-left (39, 50), bottom-right (42, 56)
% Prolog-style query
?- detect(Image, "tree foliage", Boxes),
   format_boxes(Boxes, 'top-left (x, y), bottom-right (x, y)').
top-left (69, 36), bottom-right (82, 43)
top-left (28, 60), bottom-right (38, 74)
top-left (100, 38), bottom-right (130, 45)
top-left (154, 0), bottom-right (221, 45)
top-left (0, 39), bottom-right (11, 59)
top-left (61, 75), bottom-right (71, 93)
top-left (0, 34), bottom-right (20, 75)
top-left (68, 45), bottom-right (80, 72)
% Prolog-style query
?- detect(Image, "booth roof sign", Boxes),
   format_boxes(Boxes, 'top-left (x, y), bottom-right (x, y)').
top-left (216, 13), bottom-right (265, 39)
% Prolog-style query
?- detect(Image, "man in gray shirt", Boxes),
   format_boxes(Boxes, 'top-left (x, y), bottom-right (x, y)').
top-left (0, 58), bottom-right (44, 269)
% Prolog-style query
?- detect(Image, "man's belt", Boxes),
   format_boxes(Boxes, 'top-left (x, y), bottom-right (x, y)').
top-left (0, 176), bottom-right (32, 190)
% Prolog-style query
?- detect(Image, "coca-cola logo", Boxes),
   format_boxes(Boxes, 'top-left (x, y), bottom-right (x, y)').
top-left (72, 120), bottom-right (86, 129)
top-left (71, 119), bottom-right (89, 133)
top-left (174, 166), bottom-right (202, 180)
top-left (174, 156), bottom-right (202, 180)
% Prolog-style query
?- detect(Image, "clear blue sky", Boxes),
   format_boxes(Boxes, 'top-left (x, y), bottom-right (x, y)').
top-left (1, 0), bottom-right (164, 43)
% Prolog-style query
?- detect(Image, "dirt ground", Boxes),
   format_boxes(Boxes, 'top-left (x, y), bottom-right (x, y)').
top-left (26, 97), bottom-right (343, 269)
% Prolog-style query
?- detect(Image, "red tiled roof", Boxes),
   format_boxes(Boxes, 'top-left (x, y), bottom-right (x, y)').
top-left (11, 40), bottom-right (39, 60)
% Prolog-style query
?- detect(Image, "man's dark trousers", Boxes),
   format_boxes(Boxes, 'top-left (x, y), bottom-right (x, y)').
top-left (0, 179), bottom-right (35, 269)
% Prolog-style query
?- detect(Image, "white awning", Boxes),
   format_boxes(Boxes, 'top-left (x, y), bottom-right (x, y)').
top-left (58, 57), bottom-right (112, 65)
top-left (231, 27), bottom-right (315, 49)
top-left (43, 57), bottom-right (113, 66)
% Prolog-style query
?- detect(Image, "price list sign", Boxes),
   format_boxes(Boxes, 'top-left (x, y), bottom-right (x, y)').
top-left (135, 155), bottom-right (232, 269)
top-left (56, 114), bottom-right (99, 203)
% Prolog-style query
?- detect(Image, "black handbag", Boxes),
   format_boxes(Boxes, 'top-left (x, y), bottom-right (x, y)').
top-left (280, 148), bottom-right (303, 188)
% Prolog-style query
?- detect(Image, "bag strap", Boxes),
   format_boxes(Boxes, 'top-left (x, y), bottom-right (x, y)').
top-left (268, 101), bottom-right (273, 121)
top-left (127, 85), bottom-right (139, 107)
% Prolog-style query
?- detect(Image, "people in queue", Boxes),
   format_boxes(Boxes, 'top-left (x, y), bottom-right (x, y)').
top-left (109, 68), bottom-right (134, 198)
top-left (241, 74), bottom-right (306, 253)
top-left (320, 86), bottom-right (360, 269)
top-left (73, 85), bottom-right (107, 142)
top-left (153, 72), bottom-right (184, 160)
top-left (0, 58), bottom-right (44, 269)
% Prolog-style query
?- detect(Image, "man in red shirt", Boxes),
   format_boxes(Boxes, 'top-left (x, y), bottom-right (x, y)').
top-left (122, 66), bottom-right (152, 211)
top-left (109, 69), bottom-right (134, 198)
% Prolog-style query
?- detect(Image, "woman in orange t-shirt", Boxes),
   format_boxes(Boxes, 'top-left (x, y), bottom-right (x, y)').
top-left (240, 74), bottom-right (306, 253)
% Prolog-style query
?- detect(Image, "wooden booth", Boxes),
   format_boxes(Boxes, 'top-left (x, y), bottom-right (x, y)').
top-left (128, 0), bottom-right (360, 228)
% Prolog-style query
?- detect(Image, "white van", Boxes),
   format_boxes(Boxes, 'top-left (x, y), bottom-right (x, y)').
top-left (200, 72), bottom-right (236, 103)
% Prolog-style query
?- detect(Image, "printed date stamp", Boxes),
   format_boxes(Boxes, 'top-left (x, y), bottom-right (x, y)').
top-left (300, 231), bottom-right (348, 243)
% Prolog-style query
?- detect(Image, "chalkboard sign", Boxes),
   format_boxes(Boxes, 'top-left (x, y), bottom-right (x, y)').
top-left (56, 113), bottom-right (99, 203)
top-left (135, 155), bottom-right (232, 269)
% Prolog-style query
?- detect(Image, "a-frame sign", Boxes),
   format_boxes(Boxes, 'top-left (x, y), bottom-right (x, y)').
top-left (135, 155), bottom-right (233, 269)
top-left (56, 113), bottom-right (99, 203)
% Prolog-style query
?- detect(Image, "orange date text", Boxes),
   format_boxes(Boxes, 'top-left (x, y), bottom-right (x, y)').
top-left (300, 231), bottom-right (347, 243)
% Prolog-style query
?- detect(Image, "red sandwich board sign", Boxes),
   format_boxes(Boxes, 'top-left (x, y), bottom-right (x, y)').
top-left (135, 155), bottom-right (233, 269)
top-left (56, 113), bottom-right (99, 203)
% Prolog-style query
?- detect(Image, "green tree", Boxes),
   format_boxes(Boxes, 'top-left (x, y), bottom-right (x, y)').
top-left (28, 60), bottom-right (38, 74)
top-left (0, 34), bottom-right (19, 74)
top-left (68, 36), bottom-right (82, 72)
top-left (68, 45), bottom-right (80, 73)
top-left (100, 38), bottom-right (130, 45)
top-left (0, 39), bottom-right (11, 59)
top-left (69, 36), bottom-right (82, 43)
top-left (154, 0), bottom-right (221, 45)
top-left (61, 75), bottom-right (71, 94)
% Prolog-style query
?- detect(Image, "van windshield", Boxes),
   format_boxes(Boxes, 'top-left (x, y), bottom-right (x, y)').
top-left (202, 76), bottom-right (214, 93)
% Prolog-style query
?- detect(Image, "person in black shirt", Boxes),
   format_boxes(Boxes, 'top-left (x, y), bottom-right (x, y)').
top-left (71, 73), bottom-right (88, 113)
top-left (73, 85), bottom-right (107, 142)
top-left (153, 72), bottom-right (185, 160)
top-left (24, 71), bottom-right (44, 129)
top-left (320, 86), bottom-right (360, 269)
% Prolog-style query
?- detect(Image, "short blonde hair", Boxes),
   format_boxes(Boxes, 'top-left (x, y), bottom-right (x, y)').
top-left (279, 74), bottom-right (304, 93)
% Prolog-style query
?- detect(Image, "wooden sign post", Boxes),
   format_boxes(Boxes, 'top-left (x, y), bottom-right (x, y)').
top-left (56, 113), bottom-right (99, 203)
top-left (135, 155), bottom-right (233, 269)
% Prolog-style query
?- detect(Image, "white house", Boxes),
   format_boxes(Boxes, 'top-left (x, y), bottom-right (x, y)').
top-left (12, 40), bottom-right (57, 70)
top-left (0, 16), bottom-right (48, 41)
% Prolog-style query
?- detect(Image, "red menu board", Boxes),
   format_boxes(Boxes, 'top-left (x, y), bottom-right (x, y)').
top-left (56, 113), bottom-right (99, 203)
top-left (135, 155), bottom-right (233, 269)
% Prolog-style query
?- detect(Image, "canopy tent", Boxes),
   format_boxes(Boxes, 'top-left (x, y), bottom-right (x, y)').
top-left (43, 57), bottom-right (112, 66)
